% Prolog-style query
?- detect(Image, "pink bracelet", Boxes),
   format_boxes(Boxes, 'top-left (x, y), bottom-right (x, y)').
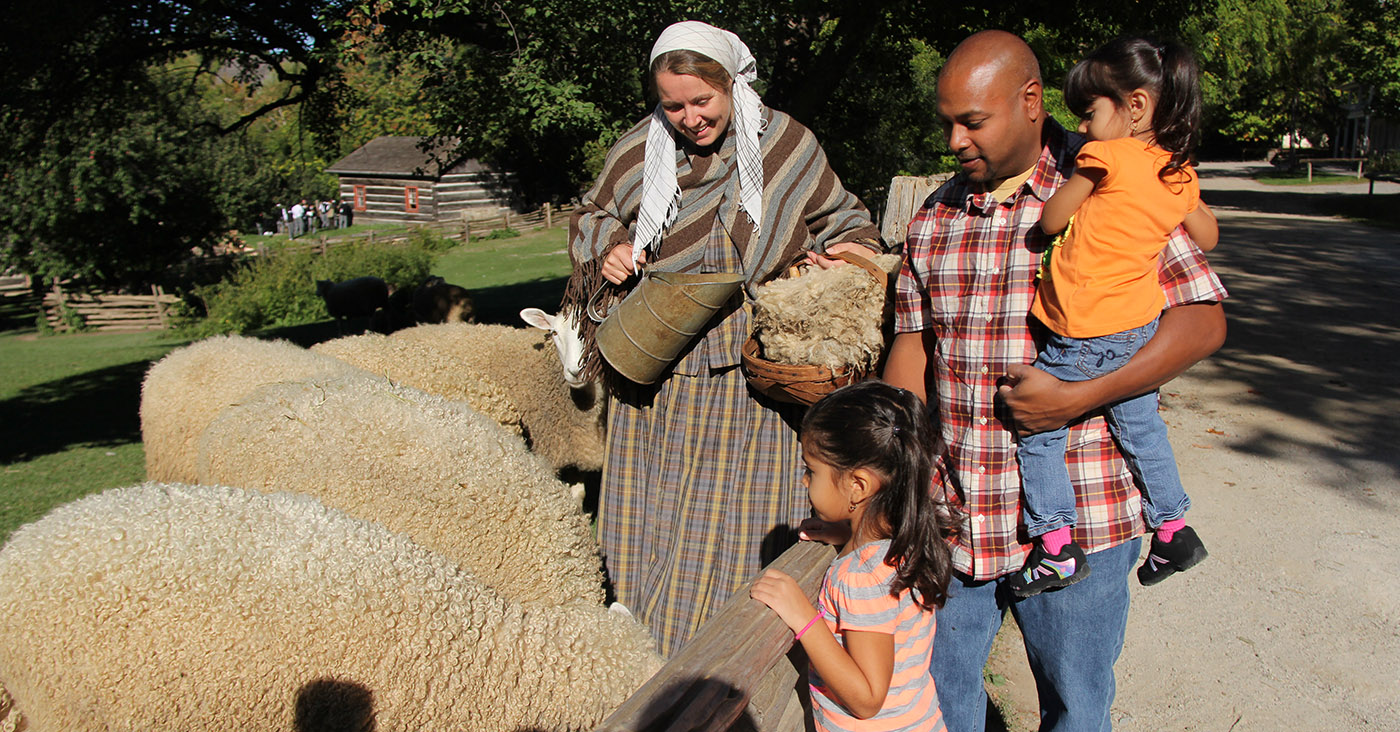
top-left (794, 604), bottom-right (825, 641)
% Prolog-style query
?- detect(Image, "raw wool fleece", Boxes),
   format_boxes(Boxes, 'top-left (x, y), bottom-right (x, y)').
top-left (390, 323), bottom-right (606, 472)
top-left (751, 253), bottom-right (904, 372)
top-left (0, 483), bottom-right (663, 732)
top-left (310, 333), bottom-right (524, 436)
top-left (197, 372), bottom-right (604, 608)
top-left (140, 335), bottom-right (362, 483)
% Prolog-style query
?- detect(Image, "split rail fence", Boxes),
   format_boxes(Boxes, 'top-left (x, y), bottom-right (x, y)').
top-left (259, 203), bottom-right (577, 259)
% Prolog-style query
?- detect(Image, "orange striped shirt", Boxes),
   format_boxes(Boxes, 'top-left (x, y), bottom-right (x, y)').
top-left (811, 540), bottom-right (944, 732)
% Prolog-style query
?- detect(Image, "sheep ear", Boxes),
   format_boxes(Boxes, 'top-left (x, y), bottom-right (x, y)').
top-left (520, 308), bottom-right (554, 331)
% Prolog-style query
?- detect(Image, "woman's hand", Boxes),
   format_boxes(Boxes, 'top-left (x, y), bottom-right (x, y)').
top-left (750, 569), bottom-right (818, 632)
top-left (601, 244), bottom-right (647, 285)
top-left (798, 517), bottom-right (852, 546)
top-left (804, 241), bottom-right (871, 270)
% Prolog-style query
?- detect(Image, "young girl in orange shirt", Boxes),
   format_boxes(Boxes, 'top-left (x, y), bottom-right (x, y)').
top-left (751, 381), bottom-right (959, 732)
top-left (1010, 36), bottom-right (1219, 598)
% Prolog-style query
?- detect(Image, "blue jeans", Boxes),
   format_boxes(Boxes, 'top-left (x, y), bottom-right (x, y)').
top-left (1016, 317), bottom-right (1190, 535)
top-left (931, 537), bottom-right (1140, 732)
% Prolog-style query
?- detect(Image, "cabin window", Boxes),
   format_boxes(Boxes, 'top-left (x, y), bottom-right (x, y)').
top-left (404, 186), bottom-right (420, 213)
top-left (353, 185), bottom-right (367, 211)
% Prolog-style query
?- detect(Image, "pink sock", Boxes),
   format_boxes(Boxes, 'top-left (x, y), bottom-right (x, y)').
top-left (1041, 526), bottom-right (1072, 555)
top-left (1158, 518), bottom-right (1186, 543)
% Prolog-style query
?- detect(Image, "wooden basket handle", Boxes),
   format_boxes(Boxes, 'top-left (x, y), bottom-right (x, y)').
top-left (829, 248), bottom-right (889, 290)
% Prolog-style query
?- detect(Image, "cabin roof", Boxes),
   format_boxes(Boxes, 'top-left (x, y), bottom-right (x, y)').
top-left (326, 136), bottom-right (486, 179)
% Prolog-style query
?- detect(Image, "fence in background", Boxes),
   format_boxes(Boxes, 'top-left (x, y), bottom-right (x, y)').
top-left (261, 202), bottom-right (576, 259)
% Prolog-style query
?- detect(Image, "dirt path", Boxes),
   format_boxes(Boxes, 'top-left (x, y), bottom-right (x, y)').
top-left (989, 162), bottom-right (1400, 731)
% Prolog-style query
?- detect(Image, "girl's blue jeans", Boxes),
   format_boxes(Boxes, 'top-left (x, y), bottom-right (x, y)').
top-left (1015, 316), bottom-right (1190, 536)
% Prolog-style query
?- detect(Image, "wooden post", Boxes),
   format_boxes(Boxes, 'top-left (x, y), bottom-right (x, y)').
top-left (368, 230), bottom-right (376, 244)
top-left (152, 284), bottom-right (169, 330)
top-left (49, 279), bottom-right (65, 332)
top-left (544, 202), bottom-right (553, 229)
top-left (1306, 160), bottom-right (1314, 182)
top-left (504, 210), bottom-right (512, 230)
top-left (881, 174), bottom-right (954, 246)
top-left (319, 236), bottom-right (328, 255)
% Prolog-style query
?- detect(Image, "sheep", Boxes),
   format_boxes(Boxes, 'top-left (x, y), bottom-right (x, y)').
top-left (521, 306), bottom-right (589, 389)
top-left (751, 252), bottom-right (904, 372)
top-left (310, 333), bottom-right (525, 436)
top-left (0, 482), bottom-right (663, 732)
top-left (397, 320), bottom-right (604, 472)
top-left (412, 275), bottom-right (476, 324)
top-left (368, 282), bottom-right (416, 334)
top-left (140, 335), bottom-right (363, 484)
top-left (316, 276), bottom-right (389, 334)
top-left (195, 372), bottom-right (603, 608)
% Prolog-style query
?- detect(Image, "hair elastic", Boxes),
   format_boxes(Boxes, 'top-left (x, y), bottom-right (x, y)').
top-left (794, 604), bottom-right (825, 641)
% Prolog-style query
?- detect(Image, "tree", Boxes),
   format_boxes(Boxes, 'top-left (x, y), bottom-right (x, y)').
top-left (0, 1), bottom-right (359, 287)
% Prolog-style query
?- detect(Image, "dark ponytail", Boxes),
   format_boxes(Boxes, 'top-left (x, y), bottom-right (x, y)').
top-left (800, 381), bottom-right (960, 611)
top-left (1063, 35), bottom-right (1203, 180)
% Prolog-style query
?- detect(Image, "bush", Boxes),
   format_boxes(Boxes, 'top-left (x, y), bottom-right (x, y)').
top-left (478, 227), bottom-right (522, 241)
top-left (177, 243), bottom-right (432, 337)
top-left (1370, 151), bottom-right (1400, 175)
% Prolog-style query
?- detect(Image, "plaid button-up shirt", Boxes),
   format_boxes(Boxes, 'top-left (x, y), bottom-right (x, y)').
top-left (895, 121), bottom-right (1228, 580)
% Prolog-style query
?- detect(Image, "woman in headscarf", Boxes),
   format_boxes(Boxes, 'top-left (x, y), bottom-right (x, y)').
top-left (565, 20), bottom-right (886, 656)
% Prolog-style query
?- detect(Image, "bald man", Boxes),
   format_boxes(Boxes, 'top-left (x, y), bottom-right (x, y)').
top-left (883, 31), bottom-right (1227, 732)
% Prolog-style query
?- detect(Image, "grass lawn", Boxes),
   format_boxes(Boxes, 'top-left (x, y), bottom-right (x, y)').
top-left (0, 226), bottom-right (574, 543)
top-left (0, 330), bottom-right (189, 542)
top-left (432, 227), bottom-right (572, 324)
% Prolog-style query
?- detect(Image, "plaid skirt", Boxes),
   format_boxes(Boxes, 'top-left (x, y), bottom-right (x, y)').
top-left (600, 365), bottom-right (808, 656)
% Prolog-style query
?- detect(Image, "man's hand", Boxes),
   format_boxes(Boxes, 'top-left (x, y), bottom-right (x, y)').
top-left (996, 364), bottom-right (1092, 436)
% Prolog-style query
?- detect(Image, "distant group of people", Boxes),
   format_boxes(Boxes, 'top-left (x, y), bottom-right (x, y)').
top-left (258, 198), bottom-right (354, 238)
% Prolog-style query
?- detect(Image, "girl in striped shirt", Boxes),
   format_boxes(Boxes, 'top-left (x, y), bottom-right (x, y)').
top-left (752, 381), bottom-right (959, 731)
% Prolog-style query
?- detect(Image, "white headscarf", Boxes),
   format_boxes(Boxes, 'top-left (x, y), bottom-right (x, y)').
top-left (632, 21), bottom-right (765, 268)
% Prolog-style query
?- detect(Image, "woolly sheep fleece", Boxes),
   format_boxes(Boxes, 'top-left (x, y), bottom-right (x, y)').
top-left (196, 373), bottom-right (604, 608)
top-left (140, 335), bottom-right (361, 483)
top-left (389, 323), bottom-right (606, 472)
top-left (752, 253), bottom-right (903, 371)
top-left (0, 483), bottom-right (663, 732)
top-left (311, 333), bottom-right (524, 435)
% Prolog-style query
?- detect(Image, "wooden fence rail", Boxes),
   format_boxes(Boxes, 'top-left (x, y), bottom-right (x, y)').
top-left (261, 202), bottom-right (577, 260)
top-left (42, 283), bottom-right (177, 333)
top-left (597, 540), bottom-right (834, 732)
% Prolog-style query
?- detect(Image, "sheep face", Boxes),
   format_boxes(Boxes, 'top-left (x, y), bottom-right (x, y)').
top-left (520, 308), bottom-right (587, 389)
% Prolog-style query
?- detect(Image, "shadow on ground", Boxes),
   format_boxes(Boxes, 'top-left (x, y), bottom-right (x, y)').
top-left (0, 360), bottom-right (149, 463)
top-left (1200, 210), bottom-right (1400, 498)
top-left (1208, 189), bottom-right (1400, 225)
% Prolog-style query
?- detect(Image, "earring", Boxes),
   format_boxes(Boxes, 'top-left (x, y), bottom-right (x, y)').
top-left (848, 501), bottom-right (856, 513)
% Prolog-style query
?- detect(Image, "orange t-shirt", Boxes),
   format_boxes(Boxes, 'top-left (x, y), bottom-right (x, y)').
top-left (1031, 137), bottom-right (1199, 338)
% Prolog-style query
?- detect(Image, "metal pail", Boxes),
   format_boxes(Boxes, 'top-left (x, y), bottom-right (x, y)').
top-left (592, 270), bottom-right (745, 384)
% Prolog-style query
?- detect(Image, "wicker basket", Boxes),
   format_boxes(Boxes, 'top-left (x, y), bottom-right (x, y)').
top-left (740, 249), bottom-right (891, 406)
top-left (741, 338), bottom-right (868, 406)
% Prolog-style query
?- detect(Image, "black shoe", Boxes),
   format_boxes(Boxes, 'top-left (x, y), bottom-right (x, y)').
top-left (1137, 525), bottom-right (1208, 586)
top-left (1007, 541), bottom-right (1092, 598)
